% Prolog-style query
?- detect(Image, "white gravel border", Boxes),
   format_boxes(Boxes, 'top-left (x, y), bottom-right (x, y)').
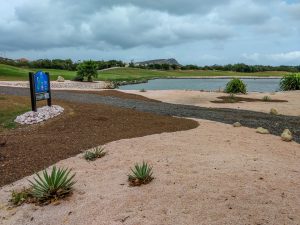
top-left (0, 80), bottom-right (110, 90)
top-left (14, 105), bottom-right (64, 125)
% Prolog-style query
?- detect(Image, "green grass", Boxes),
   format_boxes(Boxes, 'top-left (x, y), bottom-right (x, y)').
top-left (0, 95), bottom-right (30, 131)
top-left (98, 68), bottom-right (288, 82)
top-left (0, 64), bottom-right (76, 81)
top-left (0, 64), bottom-right (289, 82)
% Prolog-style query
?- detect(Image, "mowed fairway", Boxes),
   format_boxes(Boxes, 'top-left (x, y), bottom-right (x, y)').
top-left (0, 64), bottom-right (288, 82)
top-left (0, 64), bottom-right (76, 81)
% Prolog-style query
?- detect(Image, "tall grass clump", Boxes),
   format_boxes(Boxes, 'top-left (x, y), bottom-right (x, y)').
top-left (280, 74), bottom-right (300, 91)
top-left (225, 78), bottom-right (247, 94)
top-left (262, 96), bottom-right (271, 102)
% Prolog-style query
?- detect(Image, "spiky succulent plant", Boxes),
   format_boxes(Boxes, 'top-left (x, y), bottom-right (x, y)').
top-left (29, 166), bottom-right (76, 202)
top-left (128, 161), bottom-right (153, 186)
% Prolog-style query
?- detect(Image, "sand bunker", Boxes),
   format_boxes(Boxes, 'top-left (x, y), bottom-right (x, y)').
top-left (0, 119), bottom-right (299, 225)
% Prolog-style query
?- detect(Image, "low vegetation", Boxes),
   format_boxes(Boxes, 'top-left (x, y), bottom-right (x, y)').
top-left (128, 161), bottom-right (153, 186)
top-left (225, 78), bottom-right (247, 94)
top-left (10, 188), bottom-right (32, 206)
top-left (0, 95), bottom-right (30, 131)
top-left (280, 74), bottom-right (300, 91)
top-left (84, 146), bottom-right (106, 161)
top-left (10, 166), bottom-right (76, 206)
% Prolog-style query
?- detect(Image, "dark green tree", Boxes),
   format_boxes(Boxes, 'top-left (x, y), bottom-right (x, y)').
top-left (75, 60), bottom-right (98, 82)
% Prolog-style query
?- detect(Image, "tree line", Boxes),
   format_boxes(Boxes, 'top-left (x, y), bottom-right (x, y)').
top-left (132, 63), bottom-right (300, 73)
top-left (0, 57), bottom-right (125, 71)
top-left (1, 57), bottom-right (299, 73)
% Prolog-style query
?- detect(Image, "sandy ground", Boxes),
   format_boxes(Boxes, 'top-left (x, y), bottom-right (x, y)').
top-left (0, 119), bottom-right (299, 225)
top-left (122, 90), bottom-right (300, 117)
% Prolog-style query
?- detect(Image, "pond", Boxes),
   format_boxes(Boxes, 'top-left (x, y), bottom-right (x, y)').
top-left (118, 78), bottom-right (281, 92)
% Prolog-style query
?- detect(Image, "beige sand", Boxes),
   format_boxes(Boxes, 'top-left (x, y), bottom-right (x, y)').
top-left (123, 90), bottom-right (300, 116)
top-left (0, 119), bottom-right (299, 225)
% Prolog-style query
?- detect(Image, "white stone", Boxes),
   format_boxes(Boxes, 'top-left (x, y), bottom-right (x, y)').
top-left (256, 127), bottom-right (270, 134)
top-left (57, 76), bottom-right (65, 82)
top-left (14, 105), bottom-right (64, 125)
top-left (281, 129), bottom-right (293, 142)
top-left (233, 122), bottom-right (242, 127)
top-left (270, 108), bottom-right (278, 115)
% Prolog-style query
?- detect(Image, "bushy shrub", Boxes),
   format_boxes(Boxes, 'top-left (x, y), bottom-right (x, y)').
top-left (225, 78), bottom-right (247, 94)
top-left (75, 60), bottom-right (98, 82)
top-left (280, 74), bottom-right (300, 91)
top-left (84, 146), bottom-right (106, 161)
top-left (128, 161), bottom-right (153, 186)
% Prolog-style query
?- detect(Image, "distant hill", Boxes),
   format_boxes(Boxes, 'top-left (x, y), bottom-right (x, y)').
top-left (136, 58), bottom-right (181, 66)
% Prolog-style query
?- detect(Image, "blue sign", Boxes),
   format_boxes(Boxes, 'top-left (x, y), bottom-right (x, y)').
top-left (34, 71), bottom-right (49, 93)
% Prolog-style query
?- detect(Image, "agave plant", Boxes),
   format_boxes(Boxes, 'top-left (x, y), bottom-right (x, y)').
top-left (29, 166), bottom-right (76, 201)
top-left (128, 161), bottom-right (153, 186)
top-left (84, 146), bottom-right (106, 161)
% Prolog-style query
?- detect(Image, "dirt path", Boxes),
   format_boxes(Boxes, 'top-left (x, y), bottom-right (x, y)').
top-left (1, 87), bottom-right (299, 143)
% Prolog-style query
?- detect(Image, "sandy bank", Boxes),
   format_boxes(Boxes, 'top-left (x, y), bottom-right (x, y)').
top-left (123, 90), bottom-right (300, 117)
top-left (0, 119), bottom-right (299, 225)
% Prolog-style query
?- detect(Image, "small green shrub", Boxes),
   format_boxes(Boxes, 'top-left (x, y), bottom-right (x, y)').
top-left (280, 74), bottom-right (300, 91)
top-left (139, 88), bottom-right (146, 92)
top-left (84, 146), bottom-right (106, 161)
top-left (128, 161), bottom-right (153, 186)
top-left (262, 96), bottom-right (271, 101)
top-left (10, 188), bottom-right (32, 206)
top-left (225, 78), bottom-right (247, 94)
top-left (29, 166), bottom-right (76, 202)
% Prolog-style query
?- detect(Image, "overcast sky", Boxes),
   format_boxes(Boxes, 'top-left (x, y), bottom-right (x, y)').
top-left (0, 0), bottom-right (299, 65)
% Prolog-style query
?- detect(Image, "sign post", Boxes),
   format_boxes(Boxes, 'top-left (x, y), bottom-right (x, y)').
top-left (29, 71), bottom-right (52, 112)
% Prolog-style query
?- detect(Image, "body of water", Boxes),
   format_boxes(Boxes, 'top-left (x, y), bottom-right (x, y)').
top-left (118, 78), bottom-right (281, 92)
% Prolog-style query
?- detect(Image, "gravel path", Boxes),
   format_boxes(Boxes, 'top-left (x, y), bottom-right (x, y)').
top-left (1, 86), bottom-right (299, 143)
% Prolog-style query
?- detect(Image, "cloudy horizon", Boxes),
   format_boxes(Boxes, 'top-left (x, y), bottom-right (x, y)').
top-left (0, 0), bottom-right (300, 66)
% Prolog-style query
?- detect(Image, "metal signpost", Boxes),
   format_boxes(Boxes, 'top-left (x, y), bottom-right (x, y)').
top-left (29, 71), bottom-right (52, 112)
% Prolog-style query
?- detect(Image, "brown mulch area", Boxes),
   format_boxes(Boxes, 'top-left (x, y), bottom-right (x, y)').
top-left (0, 97), bottom-right (198, 187)
top-left (64, 90), bottom-right (161, 103)
top-left (211, 96), bottom-right (288, 104)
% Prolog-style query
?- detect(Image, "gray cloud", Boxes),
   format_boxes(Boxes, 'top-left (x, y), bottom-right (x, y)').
top-left (0, 0), bottom-right (299, 65)
top-left (53, 0), bottom-right (232, 15)
top-left (219, 1), bottom-right (270, 25)
top-left (0, 2), bottom-right (233, 51)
